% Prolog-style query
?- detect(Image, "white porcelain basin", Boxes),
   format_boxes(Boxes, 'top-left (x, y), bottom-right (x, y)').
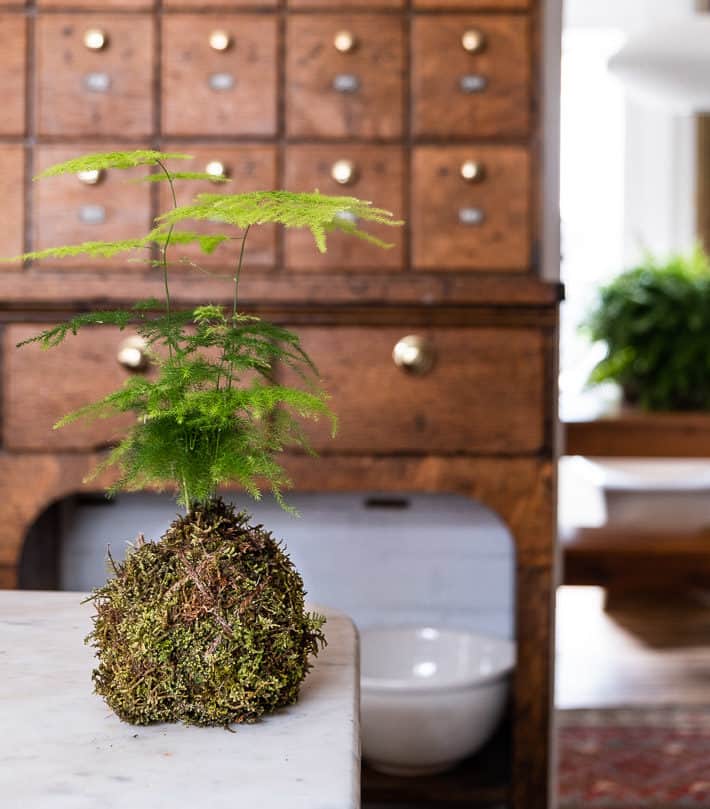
top-left (360, 626), bottom-right (515, 776)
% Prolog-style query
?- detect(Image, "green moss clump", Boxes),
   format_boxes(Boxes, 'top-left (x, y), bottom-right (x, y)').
top-left (86, 498), bottom-right (326, 726)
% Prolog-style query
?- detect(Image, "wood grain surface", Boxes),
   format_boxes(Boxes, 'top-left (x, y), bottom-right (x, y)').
top-left (0, 13), bottom-right (26, 136)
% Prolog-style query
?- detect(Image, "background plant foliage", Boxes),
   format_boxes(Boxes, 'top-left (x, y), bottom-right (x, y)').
top-left (9, 150), bottom-right (403, 510)
top-left (586, 246), bottom-right (710, 411)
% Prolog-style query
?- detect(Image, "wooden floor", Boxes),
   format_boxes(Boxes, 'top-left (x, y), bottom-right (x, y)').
top-left (555, 586), bottom-right (710, 709)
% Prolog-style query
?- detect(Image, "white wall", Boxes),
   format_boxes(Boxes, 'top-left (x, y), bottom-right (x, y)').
top-left (60, 493), bottom-right (516, 640)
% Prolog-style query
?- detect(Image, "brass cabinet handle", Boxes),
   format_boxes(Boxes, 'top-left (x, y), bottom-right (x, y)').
top-left (205, 160), bottom-right (228, 181)
top-left (460, 160), bottom-right (485, 183)
top-left (461, 28), bottom-right (486, 54)
top-left (334, 30), bottom-right (358, 54)
top-left (83, 28), bottom-right (108, 51)
top-left (392, 335), bottom-right (436, 376)
top-left (209, 30), bottom-right (232, 52)
top-left (76, 168), bottom-right (104, 186)
top-left (117, 335), bottom-right (148, 372)
top-left (331, 159), bottom-right (358, 186)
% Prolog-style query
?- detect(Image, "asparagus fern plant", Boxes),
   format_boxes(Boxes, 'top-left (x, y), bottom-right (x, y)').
top-left (8, 150), bottom-right (402, 512)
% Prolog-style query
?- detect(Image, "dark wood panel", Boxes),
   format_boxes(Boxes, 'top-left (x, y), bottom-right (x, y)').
top-left (279, 326), bottom-right (546, 454)
top-left (416, 0), bottom-right (530, 7)
top-left (290, 0), bottom-right (403, 7)
top-left (164, 0), bottom-right (275, 6)
top-left (35, 14), bottom-right (154, 137)
top-left (159, 143), bottom-right (277, 269)
top-left (286, 14), bottom-right (405, 139)
top-left (412, 14), bottom-right (531, 139)
top-left (0, 13), bottom-right (26, 136)
top-left (412, 145), bottom-right (531, 271)
top-left (39, 0), bottom-right (154, 7)
top-left (0, 145), bottom-right (25, 264)
top-left (284, 144), bottom-right (405, 271)
top-left (161, 15), bottom-right (278, 137)
top-left (33, 144), bottom-right (152, 269)
top-left (564, 411), bottom-right (710, 458)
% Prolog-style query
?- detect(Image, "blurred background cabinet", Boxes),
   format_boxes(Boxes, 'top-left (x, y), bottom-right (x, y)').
top-left (0, 2), bottom-right (561, 808)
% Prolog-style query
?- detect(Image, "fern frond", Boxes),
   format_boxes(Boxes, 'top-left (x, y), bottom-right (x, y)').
top-left (1, 228), bottom-right (230, 264)
top-left (135, 172), bottom-right (230, 184)
top-left (158, 190), bottom-right (403, 253)
top-left (33, 150), bottom-right (192, 180)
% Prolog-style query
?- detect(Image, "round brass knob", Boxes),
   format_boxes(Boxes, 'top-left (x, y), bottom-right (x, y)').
top-left (460, 160), bottom-right (485, 183)
top-left (461, 29), bottom-right (486, 54)
top-left (76, 168), bottom-right (104, 186)
top-left (205, 160), bottom-right (228, 181)
top-left (334, 30), bottom-right (358, 54)
top-left (117, 335), bottom-right (148, 372)
top-left (392, 335), bottom-right (436, 376)
top-left (331, 159), bottom-right (358, 186)
top-left (209, 30), bottom-right (232, 51)
top-left (84, 28), bottom-right (108, 51)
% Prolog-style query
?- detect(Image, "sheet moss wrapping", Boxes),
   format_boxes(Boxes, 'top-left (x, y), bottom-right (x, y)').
top-left (85, 498), bottom-right (326, 726)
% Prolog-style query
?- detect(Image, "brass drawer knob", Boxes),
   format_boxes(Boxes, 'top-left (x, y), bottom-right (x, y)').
top-left (117, 335), bottom-right (148, 372)
top-left (209, 30), bottom-right (232, 52)
top-left (460, 160), bottom-right (485, 183)
top-left (205, 160), bottom-right (228, 181)
top-left (461, 29), bottom-right (486, 54)
top-left (331, 159), bottom-right (358, 186)
top-left (84, 28), bottom-right (108, 51)
top-left (393, 335), bottom-right (436, 376)
top-left (334, 30), bottom-right (358, 54)
top-left (76, 168), bottom-right (104, 186)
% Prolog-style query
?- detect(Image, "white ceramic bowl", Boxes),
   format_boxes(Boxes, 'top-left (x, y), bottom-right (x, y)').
top-left (360, 626), bottom-right (515, 776)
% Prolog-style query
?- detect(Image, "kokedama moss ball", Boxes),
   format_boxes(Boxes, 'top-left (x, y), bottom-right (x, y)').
top-left (86, 498), bottom-right (326, 726)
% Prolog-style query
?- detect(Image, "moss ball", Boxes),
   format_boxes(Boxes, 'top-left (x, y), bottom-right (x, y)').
top-left (86, 498), bottom-right (326, 726)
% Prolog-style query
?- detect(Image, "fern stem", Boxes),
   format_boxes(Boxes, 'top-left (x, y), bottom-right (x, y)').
top-left (233, 225), bottom-right (251, 317)
top-left (156, 160), bottom-right (177, 358)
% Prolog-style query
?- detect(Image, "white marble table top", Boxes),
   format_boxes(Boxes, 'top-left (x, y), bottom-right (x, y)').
top-left (0, 590), bottom-right (360, 809)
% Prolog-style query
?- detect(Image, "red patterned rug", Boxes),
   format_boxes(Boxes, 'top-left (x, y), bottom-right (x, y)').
top-left (559, 708), bottom-right (710, 808)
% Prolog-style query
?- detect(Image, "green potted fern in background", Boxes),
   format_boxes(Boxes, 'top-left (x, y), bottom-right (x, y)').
top-left (586, 246), bottom-right (710, 411)
top-left (5, 149), bottom-right (401, 726)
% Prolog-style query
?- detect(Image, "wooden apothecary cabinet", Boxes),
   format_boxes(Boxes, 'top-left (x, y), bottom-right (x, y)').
top-left (0, 2), bottom-right (561, 807)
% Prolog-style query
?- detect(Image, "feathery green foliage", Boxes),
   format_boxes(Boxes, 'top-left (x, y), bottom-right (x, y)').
top-left (159, 190), bottom-right (402, 252)
top-left (585, 246), bottom-right (710, 410)
top-left (33, 150), bottom-right (192, 180)
top-left (13, 149), bottom-right (401, 510)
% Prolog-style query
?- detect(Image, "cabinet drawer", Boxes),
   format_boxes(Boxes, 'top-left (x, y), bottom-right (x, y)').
top-left (33, 145), bottom-right (152, 270)
top-left (414, 0), bottom-right (529, 7)
top-left (0, 14), bottom-right (26, 136)
top-left (284, 144), bottom-right (405, 272)
top-left (164, 0), bottom-right (275, 6)
top-left (36, 14), bottom-right (154, 137)
top-left (281, 327), bottom-right (545, 454)
top-left (412, 15), bottom-right (531, 138)
top-left (159, 144), bottom-right (277, 269)
top-left (289, 0), bottom-right (403, 6)
top-left (286, 15), bottom-right (405, 139)
top-left (411, 145), bottom-right (530, 271)
top-left (162, 15), bottom-right (277, 137)
top-left (4, 326), bottom-right (155, 452)
top-left (0, 145), bottom-right (25, 265)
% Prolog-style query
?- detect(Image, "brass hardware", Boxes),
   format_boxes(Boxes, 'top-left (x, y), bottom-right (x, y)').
top-left (76, 169), bottom-right (104, 186)
top-left (461, 29), bottom-right (486, 54)
top-left (117, 335), bottom-right (148, 372)
top-left (330, 159), bottom-right (358, 186)
top-left (392, 335), bottom-right (436, 376)
top-left (460, 160), bottom-right (484, 183)
top-left (205, 160), bottom-right (228, 181)
top-left (334, 30), bottom-right (357, 54)
top-left (209, 30), bottom-right (232, 52)
top-left (83, 28), bottom-right (108, 51)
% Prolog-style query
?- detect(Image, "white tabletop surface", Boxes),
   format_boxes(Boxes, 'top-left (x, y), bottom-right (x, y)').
top-left (0, 590), bottom-right (360, 809)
